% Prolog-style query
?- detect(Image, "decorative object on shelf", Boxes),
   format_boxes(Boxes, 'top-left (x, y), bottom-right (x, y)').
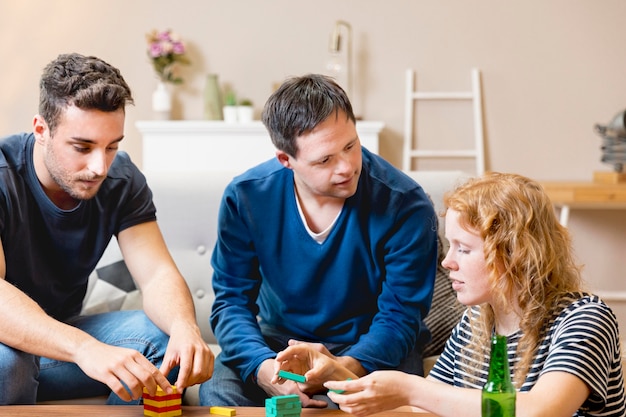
top-left (223, 90), bottom-right (238, 123)
top-left (146, 29), bottom-right (190, 84)
top-left (237, 99), bottom-right (254, 123)
top-left (145, 29), bottom-right (190, 119)
top-left (594, 108), bottom-right (626, 183)
top-left (204, 74), bottom-right (223, 120)
top-left (152, 81), bottom-right (172, 120)
top-left (326, 20), bottom-right (353, 100)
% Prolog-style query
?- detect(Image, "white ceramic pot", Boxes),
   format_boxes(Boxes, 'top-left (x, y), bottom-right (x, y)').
top-left (237, 106), bottom-right (254, 123)
top-left (223, 105), bottom-right (238, 123)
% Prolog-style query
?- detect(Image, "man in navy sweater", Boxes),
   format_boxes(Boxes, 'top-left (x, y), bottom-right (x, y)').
top-left (200, 74), bottom-right (437, 407)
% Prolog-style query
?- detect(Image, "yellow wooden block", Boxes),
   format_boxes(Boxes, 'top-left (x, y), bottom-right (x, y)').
top-left (160, 410), bottom-right (182, 417)
top-left (167, 398), bottom-right (182, 410)
top-left (143, 385), bottom-right (178, 397)
top-left (144, 398), bottom-right (167, 408)
top-left (144, 406), bottom-right (181, 417)
top-left (210, 406), bottom-right (237, 416)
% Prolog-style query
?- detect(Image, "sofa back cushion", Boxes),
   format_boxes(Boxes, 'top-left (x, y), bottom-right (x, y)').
top-left (147, 171), bottom-right (240, 344)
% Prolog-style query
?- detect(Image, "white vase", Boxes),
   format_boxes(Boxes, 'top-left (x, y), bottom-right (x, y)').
top-left (152, 81), bottom-right (172, 120)
top-left (223, 105), bottom-right (238, 123)
top-left (237, 105), bottom-right (254, 123)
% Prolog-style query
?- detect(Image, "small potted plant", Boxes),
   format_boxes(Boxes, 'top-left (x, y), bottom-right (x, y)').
top-left (237, 98), bottom-right (254, 123)
top-left (223, 91), bottom-right (238, 123)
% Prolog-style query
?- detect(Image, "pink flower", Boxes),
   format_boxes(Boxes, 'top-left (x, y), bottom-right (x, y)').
top-left (145, 29), bottom-right (190, 84)
top-left (172, 42), bottom-right (185, 55)
top-left (149, 43), bottom-right (163, 58)
top-left (157, 30), bottom-right (172, 41)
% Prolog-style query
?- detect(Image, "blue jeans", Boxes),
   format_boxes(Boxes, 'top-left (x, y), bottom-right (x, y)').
top-left (0, 310), bottom-right (173, 405)
top-left (199, 329), bottom-right (424, 407)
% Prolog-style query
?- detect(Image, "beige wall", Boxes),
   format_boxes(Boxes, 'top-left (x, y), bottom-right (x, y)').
top-left (1, 0), bottom-right (625, 323)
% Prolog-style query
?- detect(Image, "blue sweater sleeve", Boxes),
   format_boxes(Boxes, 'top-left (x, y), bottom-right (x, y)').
top-left (340, 179), bottom-right (437, 371)
top-left (210, 180), bottom-right (276, 382)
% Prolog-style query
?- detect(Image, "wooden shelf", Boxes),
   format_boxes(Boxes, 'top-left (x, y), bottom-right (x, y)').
top-left (540, 181), bottom-right (626, 207)
top-left (539, 181), bottom-right (626, 225)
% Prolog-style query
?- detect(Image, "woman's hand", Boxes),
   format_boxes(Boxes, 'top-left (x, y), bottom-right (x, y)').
top-left (325, 371), bottom-right (415, 417)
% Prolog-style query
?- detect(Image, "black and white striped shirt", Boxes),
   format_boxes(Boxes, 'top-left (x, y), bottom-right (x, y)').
top-left (429, 293), bottom-right (626, 416)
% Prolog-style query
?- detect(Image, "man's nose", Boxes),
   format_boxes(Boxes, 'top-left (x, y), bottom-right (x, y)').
top-left (87, 150), bottom-right (107, 176)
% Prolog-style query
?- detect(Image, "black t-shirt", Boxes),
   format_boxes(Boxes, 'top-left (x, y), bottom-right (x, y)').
top-left (0, 133), bottom-right (156, 320)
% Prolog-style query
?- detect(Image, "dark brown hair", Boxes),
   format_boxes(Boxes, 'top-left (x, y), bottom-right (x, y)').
top-left (261, 74), bottom-right (355, 158)
top-left (39, 53), bottom-right (133, 135)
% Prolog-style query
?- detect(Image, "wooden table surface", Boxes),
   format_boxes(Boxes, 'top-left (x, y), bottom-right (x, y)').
top-left (0, 405), bottom-right (434, 416)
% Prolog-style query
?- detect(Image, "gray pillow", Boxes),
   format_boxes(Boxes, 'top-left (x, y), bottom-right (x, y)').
top-left (81, 259), bottom-right (142, 315)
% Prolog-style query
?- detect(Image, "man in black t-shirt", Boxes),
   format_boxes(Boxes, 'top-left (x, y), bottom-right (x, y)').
top-left (0, 53), bottom-right (213, 404)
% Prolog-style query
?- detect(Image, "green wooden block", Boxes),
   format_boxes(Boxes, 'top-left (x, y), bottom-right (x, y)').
top-left (277, 370), bottom-right (306, 383)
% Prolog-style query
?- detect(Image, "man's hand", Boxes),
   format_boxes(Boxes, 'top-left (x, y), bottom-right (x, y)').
top-left (258, 359), bottom-right (328, 408)
top-left (286, 339), bottom-right (366, 377)
top-left (73, 339), bottom-right (173, 402)
top-left (158, 320), bottom-right (215, 389)
top-left (287, 339), bottom-right (335, 357)
top-left (273, 343), bottom-right (357, 390)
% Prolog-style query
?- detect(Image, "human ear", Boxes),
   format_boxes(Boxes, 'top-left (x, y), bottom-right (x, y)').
top-left (275, 150), bottom-right (292, 169)
top-left (32, 115), bottom-right (49, 143)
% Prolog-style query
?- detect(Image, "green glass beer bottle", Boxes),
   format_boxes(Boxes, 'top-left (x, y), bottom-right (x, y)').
top-left (482, 334), bottom-right (516, 417)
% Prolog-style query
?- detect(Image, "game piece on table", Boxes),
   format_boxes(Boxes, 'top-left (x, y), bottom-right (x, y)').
top-left (265, 394), bottom-right (302, 417)
top-left (210, 406), bottom-right (237, 416)
top-left (277, 369), bottom-right (306, 383)
top-left (143, 385), bottom-right (181, 417)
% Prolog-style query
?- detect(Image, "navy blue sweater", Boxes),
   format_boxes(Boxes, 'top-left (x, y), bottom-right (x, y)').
top-left (210, 148), bottom-right (437, 381)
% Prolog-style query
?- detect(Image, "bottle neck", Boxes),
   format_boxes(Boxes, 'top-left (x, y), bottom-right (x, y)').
top-left (487, 335), bottom-right (512, 384)
top-left (482, 334), bottom-right (516, 417)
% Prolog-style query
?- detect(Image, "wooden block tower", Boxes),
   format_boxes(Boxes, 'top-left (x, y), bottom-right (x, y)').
top-left (265, 395), bottom-right (302, 417)
top-left (142, 385), bottom-right (182, 417)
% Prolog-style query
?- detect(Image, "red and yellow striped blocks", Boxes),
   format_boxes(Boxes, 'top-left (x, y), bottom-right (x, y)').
top-left (142, 385), bottom-right (182, 417)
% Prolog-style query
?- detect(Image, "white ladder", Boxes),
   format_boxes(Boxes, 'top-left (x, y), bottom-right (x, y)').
top-left (403, 68), bottom-right (485, 176)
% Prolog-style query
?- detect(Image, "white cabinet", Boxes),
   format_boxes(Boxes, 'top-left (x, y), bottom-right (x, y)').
top-left (136, 120), bottom-right (384, 173)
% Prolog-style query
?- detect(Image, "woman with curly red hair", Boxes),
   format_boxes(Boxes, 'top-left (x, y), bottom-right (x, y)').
top-left (274, 172), bottom-right (625, 417)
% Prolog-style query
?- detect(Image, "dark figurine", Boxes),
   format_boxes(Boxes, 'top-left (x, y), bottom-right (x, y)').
top-left (595, 109), bottom-right (626, 173)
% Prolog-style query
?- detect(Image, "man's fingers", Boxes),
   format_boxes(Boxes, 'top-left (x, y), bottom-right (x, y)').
top-left (187, 347), bottom-right (214, 386)
top-left (105, 376), bottom-right (133, 402)
top-left (123, 356), bottom-right (172, 397)
top-left (159, 358), bottom-right (175, 386)
top-left (172, 354), bottom-right (193, 389)
top-left (110, 365), bottom-right (144, 401)
top-left (163, 343), bottom-right (215, 388)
